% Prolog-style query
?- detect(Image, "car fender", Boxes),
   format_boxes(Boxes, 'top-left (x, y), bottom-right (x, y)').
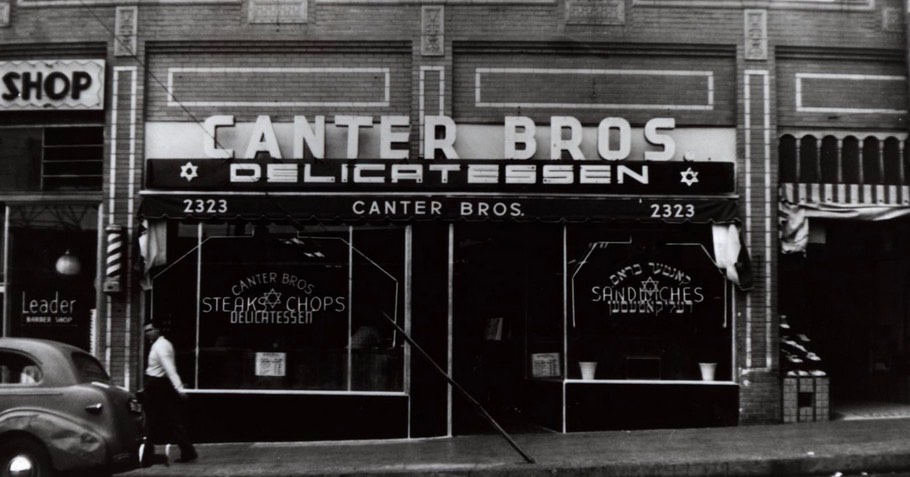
top-left (0, 408), bottom-right (106, 471)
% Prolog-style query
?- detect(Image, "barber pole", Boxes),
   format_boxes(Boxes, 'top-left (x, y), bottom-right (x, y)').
top-left (103, 224), bottom-right (123, 294)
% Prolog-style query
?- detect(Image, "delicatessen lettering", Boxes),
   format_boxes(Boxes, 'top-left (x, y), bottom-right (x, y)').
top-left (201, 272), bottom-right (345, 325)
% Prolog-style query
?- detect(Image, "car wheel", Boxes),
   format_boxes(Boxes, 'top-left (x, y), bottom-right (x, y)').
top-left (0, 436), bottom-right (53, 477)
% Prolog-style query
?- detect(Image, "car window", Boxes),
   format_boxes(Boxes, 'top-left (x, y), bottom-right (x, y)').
top-left (71, 352), bottom-right (110, 383)
top-left (0, 351), bottom-right (42, 385)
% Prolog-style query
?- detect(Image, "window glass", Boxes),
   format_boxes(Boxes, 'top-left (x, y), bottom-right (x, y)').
top-left (151, 222), bottom-right (406, 392)
top-left (0, 128), bottom-right (42, 191)
top-left (72, 352), bottom-right (110, 383)
top-left (7, 204), bottom-right (98, 351)
top-left (0, 126), bottom-right (103, 192)
top-left (42, 127), bottom-right (104, 191)
top-left (566, 224), bottom-right (731, 381)
top-left (0, 351), bottom-right (42, 385)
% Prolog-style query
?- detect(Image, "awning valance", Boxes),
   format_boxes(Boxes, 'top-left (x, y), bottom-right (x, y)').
top-left (138, 192), bottom-right (740, 224)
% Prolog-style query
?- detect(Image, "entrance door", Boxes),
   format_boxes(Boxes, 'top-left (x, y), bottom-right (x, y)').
top-left (451, 223), bottom-right (562, 435)
top-left (780, 218), bottom-right (910, 419)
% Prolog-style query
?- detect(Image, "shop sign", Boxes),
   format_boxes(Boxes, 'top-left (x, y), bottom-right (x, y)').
top-left (147, 115), bottom-right (735, 163)
top-left (140, 193), bottom-right (739, 223)
top-left (146, 158), bottom-right (734, 195)
top-left (198, 236), bottom-right (348, 338)
top-left (0, 59), bottom-right (105, 110)
top-left (19, 290), bottom-right (79, 325)
top-left (572, 242), bottom-right (725, 326)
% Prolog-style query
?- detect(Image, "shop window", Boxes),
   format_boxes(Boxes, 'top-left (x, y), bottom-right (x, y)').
top-left (150, 222), bottom-right (405, 393)
top-left (42, 127), bottom-right (104, 191)
top-left (566, 225), bottom-right (731, 382)
top-left (6, 204), bottom-right (98, 351)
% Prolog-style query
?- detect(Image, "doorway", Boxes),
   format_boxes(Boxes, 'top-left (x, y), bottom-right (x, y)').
top-left (780, 218), bottom-right (910, 420)
top-left (451, 223), bottom-right (562, 435)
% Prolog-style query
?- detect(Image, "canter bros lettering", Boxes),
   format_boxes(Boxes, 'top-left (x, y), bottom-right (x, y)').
top-left (0, 60), bottom-right (105, 110)
top-left (203, 115), bottom-right (676, 161)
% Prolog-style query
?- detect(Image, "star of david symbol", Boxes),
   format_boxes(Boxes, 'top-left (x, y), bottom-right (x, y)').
top-left (262, 288), bottom-right (282, 308)
top-left (641, 277), bottom-right (660, 293)
top-left (680, 167), bottom-right (699, 187)
top-left (180, 162), bottom-right (199, 182)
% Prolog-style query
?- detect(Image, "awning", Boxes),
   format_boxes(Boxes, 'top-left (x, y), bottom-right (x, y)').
top-left (138, 192), bottom-right (740, 224)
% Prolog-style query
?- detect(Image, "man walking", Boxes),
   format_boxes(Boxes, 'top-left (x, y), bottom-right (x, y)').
top-left (143, 322), bottom-right (198, 463)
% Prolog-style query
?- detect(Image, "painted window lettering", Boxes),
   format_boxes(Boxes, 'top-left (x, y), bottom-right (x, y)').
top-left (649, 203), bottom-right (695, 219)
top-left (182, 198), bottom-right (228, 214)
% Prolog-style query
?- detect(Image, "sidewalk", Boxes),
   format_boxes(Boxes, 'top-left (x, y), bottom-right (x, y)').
top-left (119, 418), bottom-right (910, 477)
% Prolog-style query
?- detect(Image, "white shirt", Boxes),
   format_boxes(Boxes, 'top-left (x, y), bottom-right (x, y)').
top-left (146, 336), bottom-right (184, 391)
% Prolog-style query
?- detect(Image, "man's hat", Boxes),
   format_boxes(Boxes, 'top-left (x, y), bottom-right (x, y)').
top-left (143, 322), bottom-right (156, 331)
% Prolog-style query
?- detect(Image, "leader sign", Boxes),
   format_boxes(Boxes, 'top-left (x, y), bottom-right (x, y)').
top-left (0, 60), bottom-right (105, 110)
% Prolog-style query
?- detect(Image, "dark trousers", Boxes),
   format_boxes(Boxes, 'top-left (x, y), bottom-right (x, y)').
top-left (143, 375), bottom-right (196, 459)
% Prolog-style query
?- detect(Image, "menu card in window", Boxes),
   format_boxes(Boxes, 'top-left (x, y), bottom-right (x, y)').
top-left (531, 352), bottom-right (561, 378)
top-left (255, 352), bottom-right (286, 377)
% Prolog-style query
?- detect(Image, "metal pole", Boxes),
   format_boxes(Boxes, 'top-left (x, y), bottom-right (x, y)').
top-left (381, 312), bottom-right (536, 464)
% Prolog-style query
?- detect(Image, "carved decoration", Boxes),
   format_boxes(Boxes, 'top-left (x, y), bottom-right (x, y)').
top-left (744, 9), bottom-right (767, 61)
top-left (421, 6), bottom-right (444, 57)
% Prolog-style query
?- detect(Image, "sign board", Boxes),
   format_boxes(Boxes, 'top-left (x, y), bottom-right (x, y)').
top-left (571, 242), bottom-right (726, 332)
top-left (0, 59), bottom-right (105, 111)
top-left (146, 158), bottom-right (735, 195)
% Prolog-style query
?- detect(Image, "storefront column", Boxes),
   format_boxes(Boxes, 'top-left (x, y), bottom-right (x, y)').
top-left (739, 8), bottom-right (782, 423)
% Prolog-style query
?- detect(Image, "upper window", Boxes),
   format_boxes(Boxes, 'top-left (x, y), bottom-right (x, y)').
top-left (42, 127), bottom-right (104, 191)
top-left (0, 126), bottom-right (103, 192)
top-left (779, 133), bottom-right (908, 186)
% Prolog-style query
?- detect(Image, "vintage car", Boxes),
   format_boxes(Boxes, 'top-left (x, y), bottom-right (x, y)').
top-left (0, 338), bottom-right (144, 476)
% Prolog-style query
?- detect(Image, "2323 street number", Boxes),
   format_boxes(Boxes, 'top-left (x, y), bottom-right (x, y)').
top-left (650, 203), bottom-right (695, 219)
top-left (183, 199), bottom-right (228, 214)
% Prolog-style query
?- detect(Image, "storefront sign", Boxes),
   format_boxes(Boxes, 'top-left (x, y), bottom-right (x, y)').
top-left (199, 236), bottom-right (348, 338)
top-left (19, 290), bottom-right (78, 325)
top-left (146, 158), bottom-right (734, 195)
top-left (147, 116), bottom-right (735, 163)
top-left (572, 242), bottom-right (725, 325)
top-left (140, 193), bottom-right (739, 223)
top-left (0, 59), bottom-right (105, 110)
